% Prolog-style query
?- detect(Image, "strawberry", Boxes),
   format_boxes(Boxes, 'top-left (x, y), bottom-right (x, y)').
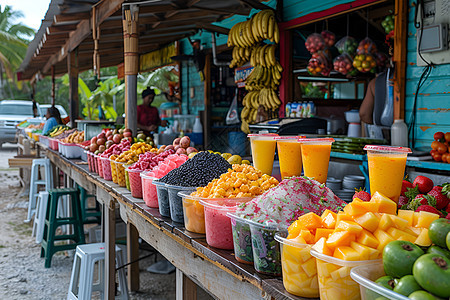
top-left (415, 205), bottom-right (443, 217)
top-left (446, 203), bottom-right (450, 213)
top-left (446, 214), bottom-right (450, 220)
top-left (414, 194), bottom-right (428, 205)
top-left (428, 188), bottom-right (450, 210)
top-left (353, 190), bottom-right (371, 202)
top-left (398, 195), bottom-right (409, 207)
top-left (401, 180), bottom-right (414, 196)
top-left (413, 176), bottom-right (434, 194)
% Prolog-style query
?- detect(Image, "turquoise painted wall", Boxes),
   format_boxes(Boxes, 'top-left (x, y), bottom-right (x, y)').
top-left (404, 0), bottom-right (450, 151)
top-left (282, 0), bottom-right (353, 22)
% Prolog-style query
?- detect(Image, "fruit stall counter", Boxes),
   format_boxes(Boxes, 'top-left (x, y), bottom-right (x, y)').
top-left (39, 143), bottom-right (315, 300)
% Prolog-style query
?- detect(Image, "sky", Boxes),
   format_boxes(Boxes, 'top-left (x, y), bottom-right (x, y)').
top-left (2, 0), bottom-right (51, 31)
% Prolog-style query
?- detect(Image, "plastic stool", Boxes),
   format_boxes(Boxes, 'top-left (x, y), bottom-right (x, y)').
top-left (67, 243), bottom-right (128, 300)
top-left (77, 185), bottom-right (101, 225)
top-left (26, 158), bottom-right (53, 222)
top-left (41, 188), bottom-right (85, 268)
top-left (32, 191), bottom-right (49, 243)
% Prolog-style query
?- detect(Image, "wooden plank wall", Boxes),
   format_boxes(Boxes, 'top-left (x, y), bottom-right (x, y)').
top-left (404, 0), bottom-right (450, 151)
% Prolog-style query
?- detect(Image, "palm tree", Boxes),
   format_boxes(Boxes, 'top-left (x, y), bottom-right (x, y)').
top-left (0, 5), bottom-right (35, 97)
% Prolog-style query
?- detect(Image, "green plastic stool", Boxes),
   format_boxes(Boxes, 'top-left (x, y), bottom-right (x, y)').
top-left (41, 188), bottom-right (86, 268)
top-left (77, 186), bottom-right (101, 225)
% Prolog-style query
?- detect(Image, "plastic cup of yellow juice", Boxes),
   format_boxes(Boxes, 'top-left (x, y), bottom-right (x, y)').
top-left (275, 136), bottom-right (304, 179)
top-left (363, 145), bottom-right (411, 203)
top-left (298, 138), bottom-right (334, 184)
top-left (248, 133), bottom-right (278, 175)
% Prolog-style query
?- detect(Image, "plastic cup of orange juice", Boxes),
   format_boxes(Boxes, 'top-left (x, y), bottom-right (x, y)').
top-left (363, 145), bottom-right (412, 203)
top-left (298, 138), bottom-right (335, 184)
top-left (275, 136), bottom-right (304, 179)
top-left (248, 133), bottom-right (278, 175)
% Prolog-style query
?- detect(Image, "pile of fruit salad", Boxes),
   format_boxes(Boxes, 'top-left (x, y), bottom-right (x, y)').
top-left (398, 175), bottom-right (450, 219)
top-left (113, 142), bottom-right (157, 164)
top-left (191, 164), bottom-right (278, 199)
top-left (236, 177), bottom-right (346, 228)
top-left (370, 218), bottom-right (450, 299)
top-left (128, 149), bottom-right (176, 171)
top-left (145, 153), bottom-right (189, 179)
top-left (100, 138), bottom-right (131, 158)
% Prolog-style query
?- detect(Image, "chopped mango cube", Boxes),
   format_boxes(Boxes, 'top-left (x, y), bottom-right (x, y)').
top-left (389, 215), bottom-right (409, 229)
top-left (291, 235), bottom-right (307, 244)
top-left (301, 258), bottom-right (318, 277)
top-left (398, 210), bottom-right (414, 226)
top-left (311, 237), bottom-right (333, 256)
top-left (333, 246), bottom-right (361, 261)
top-left (336, 211), bottom-right (353, 224)
top-left (298, 212), bottom-right (323, 230)
top-left (299, 229), bottom-right (315, 244)
top-left (406, 226), bottom-right (422, 236)
top-left (413, 212), bottom-right (420, 227)
top-left (374, 229), bottom-right (395, 252)
top-left (287, 219), bottom-right (303, 238)
top-left (314, 228), bottom-right (334, 243)
top-left (353, 200), bottom-right (380, 213)
top-left (414, 228), bottom-right (432, 247)
top-left (343, 203), bottom-right (367, 216)
top-left (335, 220), bottom-right (363, 235)
top-left (416, 211), bottom-right (440, 228)
top-left (387, 227), bottom-right (416, 243)
top-left (378, 214), bottom-right (395, 231)
top-left (326, 231), bottom-right (355, 249)
top-left (354, 212), bottom-right (379, 232)
top-left (349, 242), bottom-right (371, 260)
top-left (321, 210), bottom-right (337, 229)
top-left (357, 229), bottom-right (379, 248)
top-left (371, 192), bottom-right (397, 214)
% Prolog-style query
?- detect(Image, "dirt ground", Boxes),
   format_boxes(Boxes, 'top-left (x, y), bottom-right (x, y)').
top-left (0, 144), bottom-right (213, 300)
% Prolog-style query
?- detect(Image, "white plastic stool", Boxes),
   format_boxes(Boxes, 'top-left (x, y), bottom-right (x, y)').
top-left (67, 243), bottom-right (129, 300)
top-left (26, 158), bottom-right (53, 222)
top-left (32, 191), bottom-right (48, 243)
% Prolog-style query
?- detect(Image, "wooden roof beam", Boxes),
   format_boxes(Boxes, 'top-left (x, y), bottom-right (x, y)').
top-left (42, 0), bottom-right (124, 74)
top-left (46, 24), bottom-right (79, 35)
top-left (195, 23), bottom-right (229, 35)
top-left (54, 12), bottom-right (91, 24)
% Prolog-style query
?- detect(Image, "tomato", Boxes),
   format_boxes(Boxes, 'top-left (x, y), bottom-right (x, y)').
top-left (428, 218), bottom-right (450, 248)
top-left (445, 132), bottom-right (450, 142)
top-left (393, 275), bottom-right (422, 296)
top-left (431, 140), bottom-right (440, 150)
top-left (409, 290), bottom-right (439, 300)
top-left (383, 241), bottom-right (424, 278)
top-left (437, 143), bottom-right (448, 154)
top-left (427, 245), bottom-right (450, 260)
top-left (413, 254), bottom-right (450, 298)
top-left (434, 132), bottom-right (444, 141)
top-left (433, 153), bottom-right (442, 162)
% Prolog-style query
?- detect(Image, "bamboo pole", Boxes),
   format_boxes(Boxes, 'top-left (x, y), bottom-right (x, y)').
top-left (51, 66), bottom-right (55, 106)
top-left (67, 49), bottom-right (79, 126)
top-left (123, 5), bottom-right (139, 134)
top-left (92, 6), bottom-right (101, 80)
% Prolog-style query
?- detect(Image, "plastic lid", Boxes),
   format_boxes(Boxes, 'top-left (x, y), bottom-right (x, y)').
top-left (310, 249), bottom-right (382, 267)
top-left (274, 232), bottom-right (310, 249)
top-left (247, 133), bottom-right (279, 137)
top-left (363, 145), bottom-right (412, 153)
top-left (140, 171), bottom-right (155, 179)
top-left (297, 138), bottom-right (335, 143)
top-left (199, 197), bottom-right (253, 210)
top-left (274, 136), bottom-right (305, 140)
top-left (165, 184), bottom-right (198, 191)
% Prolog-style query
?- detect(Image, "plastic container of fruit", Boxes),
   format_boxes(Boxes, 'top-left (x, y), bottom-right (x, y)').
top-left (95, 155), bottom-right (104, 178)
top-left (350, 263), bottom-right (408, 300)
top-left (115, 161), bottom-right (127, 187)
top-left (199, 198), bottom-right (253, 250)
top-left (110, 159), bottom-right (118, 183)
top-left (179, 192), bottom-right (205, 234)
top-left (58, 140), bottom-right (64, 155)
top-left (61, 142), bottom-right (82, 159)
top-left (39, 135), bottom-right (50, 147)
top-left (165, 185), bottom-right (198, 223)
top-left (310, 249), bottom-right (382, 300)
top-left (141, 172), bottom-right (158, 208)
top-left (246, 219), bottom-right (283, 276)
top-left (88, 152), bottom-right (98, 174)
top-left (125, 164), bottom-right (132, 191)
top-left (80, 146), bottom-right (87, 161)
top-left (100, 156), bottom-right (112, 181)
top-left (86, 151), bottom-right (94, 172)
top-left (275, 232), bottom-right (319, 298)
top-left (127, 167), bottom-right (144, 198)
top-left (153, 180), bottom-right (170, 217)
top-left (49, 138), bottom-right (59, 151)
top-left (227, 213), bottom-right (253, 264)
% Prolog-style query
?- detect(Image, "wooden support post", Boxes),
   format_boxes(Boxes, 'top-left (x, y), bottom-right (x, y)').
top-left (123, 5), bottom-right (139, 135)
top-left (127, 222), bottom-right (140, 292)
top-left (203, 53), bottom-right (211, 149)
top-left (92, 6), bottom-right (101, 80)
top-left (51, 66), bottom-right (55, 106)
top-left (176, 269), bottom-right (197, 300)
top-left (99, 187), bottom-right (116, 300)
top-left (67, 49), bottom-right (79, 126)
top-left (279, 29), bottom-right (292, 118)
top-left (393, 0), bottom-right (407, 120)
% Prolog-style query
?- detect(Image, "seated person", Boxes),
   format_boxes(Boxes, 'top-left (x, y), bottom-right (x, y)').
top-left (42, 106), bottom-right (63, 135)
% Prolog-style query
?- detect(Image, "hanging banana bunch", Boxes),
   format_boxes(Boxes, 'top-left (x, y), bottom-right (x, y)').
top-left (227, 9), bottom-right (282, 133)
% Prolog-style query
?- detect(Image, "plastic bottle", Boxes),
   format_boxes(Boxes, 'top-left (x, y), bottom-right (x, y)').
top-left (193, 116), bottom-right (203, 133)
top-left (391, 119), bottom-right (408, 147)
top-left (285, 102), bottom-right (291, 118)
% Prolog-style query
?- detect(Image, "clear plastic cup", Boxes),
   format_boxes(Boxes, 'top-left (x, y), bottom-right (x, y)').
top-left (179, 192), bottom-right (205, 234)
top-left (363, 145), bottom-right (412, 203)
top-left (247, 219), bottom-right (282, 276)
top-left (153, 180), bottom-right (170, 217)
top-left (95, 155), bottom-right (104, 178)
top-left (275, 232), bottom-right (319, 298)
top-left (166, 185), bottom-right (198, 223)
top-left (311, 249), bottom-right (381, 300)
top-left (275, 136), bottom-right (304, 179)
top-left (299, 138), bottom-right (335, 184)
top-left (141, 172), bottom-right (158, 208)
top-left (110, 158), bottom-right (118, 184)
top-left (100, 156), bottom-right (112, 181)
top-left (227, 213), bottom-right (253, 264)
top-left (199, 198), bottom-right (252, 250)
top-left (248, 133), bottom-right (278, 175)
top-left (116, 161), bottom-right (127, 187)
top-left (127, 168), bottom-right (143, 198)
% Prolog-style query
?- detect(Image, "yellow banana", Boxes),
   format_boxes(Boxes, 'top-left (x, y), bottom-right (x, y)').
top-left (256, 11), bottom-right (264, 38)
top-left (268, 16), bottom-right (274, 41)
top-left (273, 21), bottom-right (280, 44)
top-left (261, 10), bottom-right (273, 39)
